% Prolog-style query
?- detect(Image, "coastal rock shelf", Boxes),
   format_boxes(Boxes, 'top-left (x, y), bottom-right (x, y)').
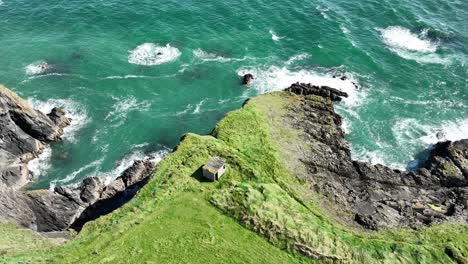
top-left (282, 83), bottom-right (467, 230)
top-left (0, 85), bottom-right (157, 232)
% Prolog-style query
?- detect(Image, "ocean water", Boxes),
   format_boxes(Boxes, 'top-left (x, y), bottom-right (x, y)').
top-left (0, 0), bottom-right (466, 189)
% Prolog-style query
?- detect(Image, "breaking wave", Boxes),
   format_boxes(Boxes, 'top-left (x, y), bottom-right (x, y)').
top-left (378, 26), bottom-right (451, 64)
top-left (128, 43), bottom-right (181, 66)
top-left (28, 98), bottom-right (89, 143)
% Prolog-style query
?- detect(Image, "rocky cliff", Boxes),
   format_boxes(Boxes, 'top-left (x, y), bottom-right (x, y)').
top-left (0, 85), bottom-right (157, 232)
top-left (284, 83), bottom-right (467, 230)
top-left (0, 85), bottom-right (70, 190)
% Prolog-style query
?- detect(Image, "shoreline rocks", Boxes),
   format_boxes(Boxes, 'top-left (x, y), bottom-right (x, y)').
top-left (284, 83), bottom-right (467, 230)
top-left (0, 85), bottom-right (158, 233)
top-left (0, 85), bottom-right (70, 190)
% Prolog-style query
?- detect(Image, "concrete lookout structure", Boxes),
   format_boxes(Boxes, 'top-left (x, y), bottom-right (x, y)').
top-left (202, 157), bottom-right (226, 181)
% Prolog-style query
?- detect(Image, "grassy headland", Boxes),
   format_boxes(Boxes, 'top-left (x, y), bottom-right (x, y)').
top-left (2, 92), bottom-right (466, 263)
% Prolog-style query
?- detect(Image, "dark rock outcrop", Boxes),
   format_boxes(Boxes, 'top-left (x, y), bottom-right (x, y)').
top-left (285, 82), bottom-right (349, 102)
top-left (0, 85), bottom-right (158, 233)
top-left (241, 74), bottom-right (254, 85)
top-left (0, 159), bottom-right (155, 232)
top-left (284, 83), bottom-right (467, 230)
top-left (0, 85), bottom-right (70, 190)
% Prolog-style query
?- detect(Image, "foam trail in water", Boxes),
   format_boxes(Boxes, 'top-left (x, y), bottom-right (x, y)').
top-left (193, 100), bottom-right (205, 114)
top-left (128, 43), bottom-right (181, 66)
top-left (193, 49), bottom-right (230, 62)
top-left (105, 96), bottom-right (150, 127)
top-left (269, 30), bottom-right (283, 41)
top-left (285, 53), bottom-right (310, 65)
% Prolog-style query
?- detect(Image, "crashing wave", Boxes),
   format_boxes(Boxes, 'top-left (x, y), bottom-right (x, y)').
top-left (27, 147), bottom-right (52, 178)
top-left (237, 64), bottom-right (364, 107)
top-left (28, 98), bottom-right (89, 143)
top-left (128, 43), bottom-right (181, 66)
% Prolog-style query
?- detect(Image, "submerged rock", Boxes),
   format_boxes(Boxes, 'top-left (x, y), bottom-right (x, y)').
top-left (241, 73), bottom-right (254, 85)
top-left (284, 83), bottom-right (467, 230)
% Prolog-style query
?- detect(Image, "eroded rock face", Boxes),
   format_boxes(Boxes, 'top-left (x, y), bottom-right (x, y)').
top-left (0, 85), bottom-right (70, 190)
top-left (284, 83), bottom-right (467, 230)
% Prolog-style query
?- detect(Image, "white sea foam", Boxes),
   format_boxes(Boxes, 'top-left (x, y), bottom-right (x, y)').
top-left (380, 26), bottom-right (437, 52)
top-left (390, 118), bottom-right (468, 169)
top-left (341, 118), bottom-right (351, 134)
top-left (0, 1), bottom-right (4, 7)
top-left (28, 98), bottom-right (89, 143)
top-left (378, 26), bottom-right (450, 64)
top-left (24, 61), bottom-right (49, 75)
top-left (27, 147), bottom-right (52, 178)
top-left (353, 147), bottom-right (406, 171)
top-left (128, 43), bottom-right (181, 66)
top-left (269, 30), bottom-right (284, 41)
top-left (236, 65), bottom-right (363, 107)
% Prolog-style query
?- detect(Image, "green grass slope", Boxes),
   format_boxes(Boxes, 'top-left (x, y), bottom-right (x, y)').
top-left (2, 92), bottom-right (467, 263)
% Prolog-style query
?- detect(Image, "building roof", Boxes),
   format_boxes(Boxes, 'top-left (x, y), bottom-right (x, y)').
top-left (203, 156), bottom-right (225, 173)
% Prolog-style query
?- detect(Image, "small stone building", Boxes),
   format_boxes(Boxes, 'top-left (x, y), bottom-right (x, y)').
top-left (202, 157), bottom-right (226, 181)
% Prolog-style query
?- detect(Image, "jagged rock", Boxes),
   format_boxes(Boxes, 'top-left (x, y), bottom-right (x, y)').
top-left (285, 82), bottom-right (349, 101)
top-left (284, 84), bottom-right (467, 230)
top-left (0, 85), bottom-right (69, 189)
top-left (241, 74), bottom-right (254, 85)
top-left (0, 85), bottom-right (158, 232)
top-left (0, 159), bottom-right (156, 232)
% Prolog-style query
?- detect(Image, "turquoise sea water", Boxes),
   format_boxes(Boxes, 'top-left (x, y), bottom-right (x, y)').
top-left (0, 0), bottom-right (466, 189)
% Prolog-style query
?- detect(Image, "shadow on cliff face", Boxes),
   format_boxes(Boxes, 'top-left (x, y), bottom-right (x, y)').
top-left (70, 177), bottom-right (150, 232)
